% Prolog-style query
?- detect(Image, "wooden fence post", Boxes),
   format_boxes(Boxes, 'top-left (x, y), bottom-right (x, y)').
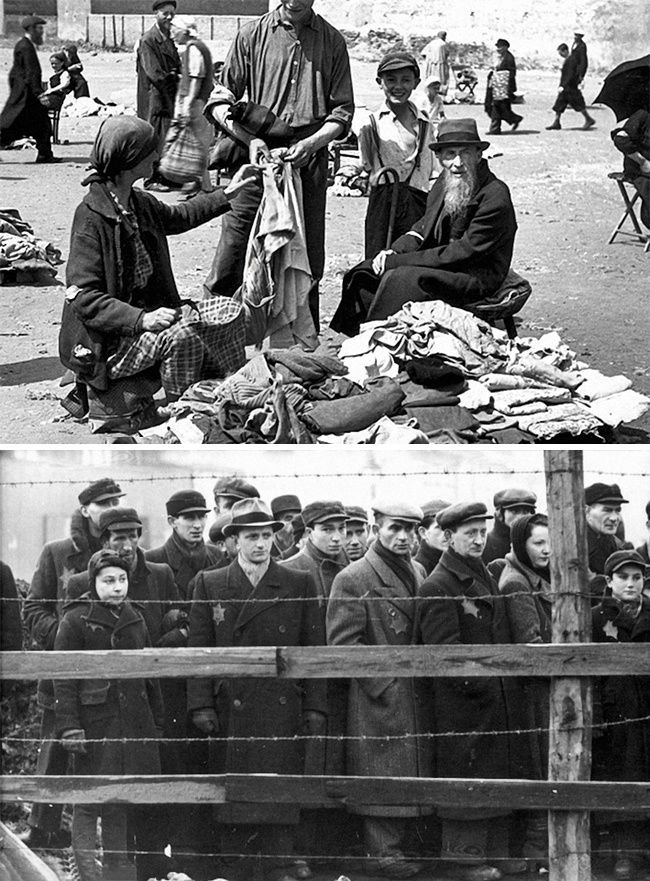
top-left (544, 449), bottom-right (592, 881)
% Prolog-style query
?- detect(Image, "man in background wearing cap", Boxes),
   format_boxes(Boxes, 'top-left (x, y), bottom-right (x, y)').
top-left (571, 32), bottom-right (588, 85)
top-left (0, 15), bottom-right (58, 163)
top-left (20, 478), bottom-right (125, 851)
top-left (591, 549), bottom-right (650, 881)
top-left (420, 30), bottom-right (451, 95)
top-left (332, 117), bottom-right (517, 334)
top-left (487, 38), bottom-right (523, 135)
top-left (212, 475), bottom-right (260, 514)
top-left (271, 495), bottom-right (302, 559)
top-left (344, 505), bottom-right (370, 561)
top-left (188, 497), bottom-right (326, 881)
top-left (414, 499), bottom-right (451, 575)
top-left (546, 43), bottom-right (595, 132)
top-left (417, 502), bottom-right (525, 879)
top-left (136, 0), bottom-right (180, 191)
top-left (585, 483), bottom-right (632, 578)
top-left (635, 501), bottom-right (650, 569)
top-left (327, 501), bottom-right (429, 878)
top-left (483, 488), bottom-right (537, 565)
top-left (278, 513), bottom-right (307, 561)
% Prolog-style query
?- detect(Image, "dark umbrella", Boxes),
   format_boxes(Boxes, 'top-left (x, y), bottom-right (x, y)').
top-left (593, 54), bottom-right (650, 121)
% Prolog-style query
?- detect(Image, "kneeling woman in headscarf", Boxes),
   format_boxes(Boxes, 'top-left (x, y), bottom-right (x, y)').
top-left (59, 116), bottom-right (257, 413)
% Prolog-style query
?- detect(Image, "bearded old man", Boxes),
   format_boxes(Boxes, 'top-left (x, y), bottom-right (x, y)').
top-left (331, 118), bottom-right (517, 335)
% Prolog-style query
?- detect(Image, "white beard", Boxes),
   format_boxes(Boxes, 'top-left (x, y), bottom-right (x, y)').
top-left (442, 165), bottom-right (478, 223)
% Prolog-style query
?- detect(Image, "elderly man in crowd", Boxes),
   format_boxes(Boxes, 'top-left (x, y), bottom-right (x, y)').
top-left (327, 501), bottom-right (430, 879)
top-left (202, 0), bottom-right (354, 329)
top-left (483, 488), bottom-right (537, 565)
top-left (331, 118), bottom-right (517, 334)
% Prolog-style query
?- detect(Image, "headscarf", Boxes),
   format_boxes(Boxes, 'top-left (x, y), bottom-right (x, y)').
top-left (510, 513), bottom-right (550, 581)
top-left (82, 116), bottom-right (158, 185)
top-left (87, 549), bottom-right (130, 599)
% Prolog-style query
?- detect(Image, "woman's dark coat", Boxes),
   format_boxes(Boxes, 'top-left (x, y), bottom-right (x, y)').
top-left (416, 548), bottom-right (519, 819)
top-left (187, 558), bottom-right (327, 823)
top-left (54, 600), bottom-right (163, 777)
top-left (59, 184), bottom-right (231, 391)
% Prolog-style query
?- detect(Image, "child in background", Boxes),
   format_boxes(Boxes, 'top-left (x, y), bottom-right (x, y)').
top-left (54, 550), bottom-right (163, 881)
top-left (357, 50), bottom-right (436, 259)
top-left (63, 43), bottom-right (90, 98)
top-left (424, 78), bottom-right (446, 129)
top-left (39, 53), bottom-right (72, 111)
top-left (591, 550), bottom-right (650, 881)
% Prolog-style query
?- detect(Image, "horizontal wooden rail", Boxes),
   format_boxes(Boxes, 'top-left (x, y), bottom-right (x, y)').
top-left (2, 774), bottom-right (650, 812)
top-left (2, 644), bottom-right (650, 681)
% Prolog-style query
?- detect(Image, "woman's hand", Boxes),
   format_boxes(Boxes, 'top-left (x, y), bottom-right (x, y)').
top-left (141, 308), bottom-right (179, 332)
top-left (224, 164), bottom-right (262, 199)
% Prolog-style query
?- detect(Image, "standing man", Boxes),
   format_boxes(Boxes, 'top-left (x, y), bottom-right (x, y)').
top-left (421, 30), bottom-right (451, 96)
top-left (188, 498), bottom-right (326, 881)
top-left (202, 0), bottom-right (354, 330)
top-left (0, 15), bottom-right (58, 163)
top-left (487, 38), bottom-right (523, 135)
top-left (21, 478), bottom-right (125, 851)
top-left (414, 499), bottom-right (451, 575)
top-left (327, 501), bottom-right (430, 879)
top-left (344, 505), bottom-right (370, 561)
top-left (571, 32), bottom-right (588, 84)
top-left (136, 0), bottom-right (180, 191)
top-left (546, 43), bottom-right (595, 131)
top-left (417, 502), bottom-right (524, 880)
top-left (483, 488), bottom-right (537, 565)
top-left (584, 482), bottom-right (631, 577)
top-left (271, 494), bottom-right (303, 558)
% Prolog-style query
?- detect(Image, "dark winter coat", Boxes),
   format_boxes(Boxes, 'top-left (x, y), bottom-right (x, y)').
top-left (482, 517), bottom-right (511, 565)
top-left (187, 558), bottom-right (327, 823)
top-left (414, 540), bottom-right (442, 577)
top-left (59, 183), bottom-right (231, 390)
top-left (416, 548), bottom-right (517, 819)
top-left (54, 600), bottom-right (162, 777)
top-left (136, 24), bottom-right (180, 123)
top-left (327, 546), bottom-right (431, 817)
top-left (145, 534), bottom-right (223, 603)
top-left (1, 561), bottom-right (22, 653)
top-left (0, 36), bottom-right (44, 131)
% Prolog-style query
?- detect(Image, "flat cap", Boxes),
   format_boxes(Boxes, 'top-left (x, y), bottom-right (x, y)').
top-left (437, 502), bottom-right (492, 530)
top-left (152, 0), bottom-right (177, 10)
top-left (22, 14), bottom-right (46, 28)
top-left (585, 483), bottom-right (628, 506)
top-left (209, 512), bottom-right (232, 544)
top-left (166, 490), bottom-right (210, 518)
top-left (421, 499), bottom-right (452, 520)
top-left (345, 505), bottom-right (369, 524)
top-left (377, 50), bottom-right (420, 79)
top-left (271, 495), bottom-right (302, 517)
top-left (222, 498), bottom-right (282, 537)
top-left (493, 488), bottom-right (537, 510)
top-left (302, 500), bottom-right (347, 527)
top-left (78, 478), bottom-right (125, 506)
top-left (604, 550), bottom-right (646, 577)
top-left (98, 506), bottom-right (142, 534)
top-left (372, 500), bottom-right (423, 524)
top-left (213, 476), bottom-right (260, 501)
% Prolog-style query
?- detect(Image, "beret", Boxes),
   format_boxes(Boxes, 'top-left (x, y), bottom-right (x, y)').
top-left (377, 50), bottom-right (420, 79)
top-left (421, 499), bottom-right (452, 520)
top-left (209, 512), bottom-right (232, 544)
top-left (372, 500), bottom-right (423, 524)
top-left (437, 502), bottom-right (492, 530)
top-left (78, 478), bottom-right (125, 506)
top-left (21, 14), bottom-right (46, 28)
top-left (584, 483), bottom-right (628, 506)
top-left (345, 505), bottom-right (369, 524)
top-left (222, 498), bottom-right (282, 537)
top-left (493, 488), bottom-right (537, 510)
top-left (166, 490), bottom-right (210, 518)
top-left (98, 506), bottom-right (142, 534)
top-left (302, 500), bottom-right (347, 527)
top-left (213, 476), bottom-right (260, 501)
top-left (271, 495), bottom-right (302, 517)
top-left (604, 550), bottom-right (646, 577)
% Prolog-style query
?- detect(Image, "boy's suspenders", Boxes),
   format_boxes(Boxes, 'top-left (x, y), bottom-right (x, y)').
top-left (368, 114), bottom-right (428, 184)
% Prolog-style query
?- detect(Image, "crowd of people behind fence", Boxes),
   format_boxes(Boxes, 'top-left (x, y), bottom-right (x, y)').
top-left (2, 474), bottom-right (650, 881)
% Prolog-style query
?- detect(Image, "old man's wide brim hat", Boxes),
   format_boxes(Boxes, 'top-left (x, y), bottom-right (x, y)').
top-left (430, 118), bottom-right (490, 152)
top-left (223, 498), bottom-right (283, 536)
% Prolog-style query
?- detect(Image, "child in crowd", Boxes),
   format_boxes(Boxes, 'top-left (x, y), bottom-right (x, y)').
top-left (357, 50), bottom-right (437, 259)
top-left (63, 43), bottom-right (90, 98)
top-left (54, 550), bottom-right (163, 881)
top-left (591, 550), bottom-right (650, 881)
top-left (39, 53), bottom-right (72, 111)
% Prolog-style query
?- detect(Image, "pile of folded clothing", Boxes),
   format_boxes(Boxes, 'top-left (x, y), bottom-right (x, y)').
top-left (0, 209), bottom-right (63, 280)
top-left (131, 302), bottom-right (650, 445)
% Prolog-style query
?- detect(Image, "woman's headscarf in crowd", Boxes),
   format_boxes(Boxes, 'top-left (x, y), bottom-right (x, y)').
top-left (87, 549), bottom-right (130, 599)
top-left (510, 512), bottom-right (550, 581)
top-left (82, 116), bottom-right (158, 185)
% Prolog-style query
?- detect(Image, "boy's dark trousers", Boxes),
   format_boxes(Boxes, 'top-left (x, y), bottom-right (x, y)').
top-left (364, 183), bottom-right (428, 259)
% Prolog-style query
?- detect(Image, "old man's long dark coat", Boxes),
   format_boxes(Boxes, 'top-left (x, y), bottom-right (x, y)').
top-left (0, 36), bottom-right (51, 149)
top-left (187, 558), bottom-right (327, 823)
top-left (326, 545), bottom-right (431, 817)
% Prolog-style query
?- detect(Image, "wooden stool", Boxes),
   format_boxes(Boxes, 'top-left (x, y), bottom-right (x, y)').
top-left (607, 172), bottom-right (650, 252)
top-left (48, 107), bottom-right (61, 145)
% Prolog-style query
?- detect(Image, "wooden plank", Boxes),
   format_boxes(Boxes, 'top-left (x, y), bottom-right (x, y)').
top-left (545, 450), bottom-right (592, 881)
top-left (0, 821), bottom-right (61, 881)
top-left (3, 643), bottom-right (650, 681)
top-left (2, 774), bottom-right (650, 811)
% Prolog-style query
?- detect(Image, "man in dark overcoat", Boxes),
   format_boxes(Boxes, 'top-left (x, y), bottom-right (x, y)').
top-left (21, 478), bottom-right (125, 851)
top-left (331, 118), bottom-right (517, 335)
top-left (414, 499), bottom-right (451, 575)
top-left (487, 38), bottom-right (523, 135)
top-left (271, 494), bottom-right (302, 559)
top-left (0, 15), bottom-right (57, 162)
top-left (416, 502), bottom-right (525, 880)
top-left (344, 505), bottom-right (370, 562)
top-left (327, 501), bottom-right (430, 879)
top-left (584, 483), bottom-right (633, 603)
top-left (188, 498), bottom-right (327, 881)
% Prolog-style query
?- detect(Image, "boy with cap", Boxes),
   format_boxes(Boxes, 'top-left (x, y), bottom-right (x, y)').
top-left (282, 500), bottom-right (349, 601)
top-left (546, 44), bottom-right (595, 131)
top-left (414, 498), bottom-right (451, 575)
top-left (357, 50), bottom-right (436, 259)
top-left (327, 500), bottom-right (429, 878)
top-left (21, 478), bottom-right (125, 851)
top-left (417, 502), bottom-right (525, 880)
top-left (188, 498), bottom-right (326, 881)
top-left (591, 550), bottom-right (650, 881)
top-left (483, 488), bottom-right (537, 565)
top-left (344, 505), bottom-right (370, 561)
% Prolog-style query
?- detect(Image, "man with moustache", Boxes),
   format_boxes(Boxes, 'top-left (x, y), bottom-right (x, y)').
top-left (414, 499), bottom-right (451, 575)
top-left (331, 118), bottom-right (516, 334)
